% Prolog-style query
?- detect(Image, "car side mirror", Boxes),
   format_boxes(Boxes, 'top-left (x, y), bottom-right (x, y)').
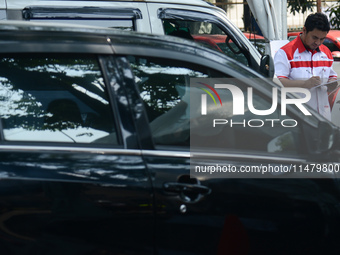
top-left (316, 121), bottom-right (334, 153)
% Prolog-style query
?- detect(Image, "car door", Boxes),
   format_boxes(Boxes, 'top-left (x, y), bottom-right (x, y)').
top-left (0, 52), bottom-right (154, 254)
top-left (123, 50), bottom-right (340, 254)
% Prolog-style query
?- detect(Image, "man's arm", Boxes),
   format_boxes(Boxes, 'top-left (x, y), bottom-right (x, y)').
top-left (326, 78), bottom-right (338, 93)
top-left (274, 49), bottom-right (321, 89)
top-left (279, 76), bottom-right (321, 89)
top-left (326, 65), bottom-right (338, 93)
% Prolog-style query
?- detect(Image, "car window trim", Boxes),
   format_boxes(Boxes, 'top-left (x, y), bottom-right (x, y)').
top-left (112, 46), bottom-right (237, 77)
top-left (0, 144), bottom-right (141, 155)
top-left (141, 149), bottom-right (308, 163)
top-left (100, 55), bottom-right (145, 149)
top-left (99, 55), bottom-right (126, 147)
top-left (22, 6), bottom-right (143, 20)
top-left (0, 41), bottom-right (113, 54)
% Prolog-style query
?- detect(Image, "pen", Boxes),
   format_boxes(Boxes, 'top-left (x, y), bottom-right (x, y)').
top-left (321, 68), bottom-right (325, 83)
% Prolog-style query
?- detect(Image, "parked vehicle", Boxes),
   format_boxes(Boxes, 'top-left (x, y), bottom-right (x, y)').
top-left (1, 0), bottom-right (271, 76)
top-left (244, 32), bottom-right (266, 54)
top-left (193, 32), bottom-right (265, 59)
top-left (0, 21), bottom-right (339, 255)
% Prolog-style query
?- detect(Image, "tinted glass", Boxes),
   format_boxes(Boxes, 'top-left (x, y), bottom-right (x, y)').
top-left (162, 19), bottom-right (248, 66)
top-left (128, 56), bottom-right (226, 147)
top-left (0, 54), bottom-right (117, 144)
top-left (248, 39), bottom-right (266, 55)
top-left (129, 56), bottom-right (304, 155)
top-left (189, 78), bottom-right (303, 155)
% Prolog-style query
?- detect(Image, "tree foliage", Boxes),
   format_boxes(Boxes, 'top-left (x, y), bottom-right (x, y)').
top-left (287, 0), bottom-right (316, 15)
top-left (326, 1), bottom-right (340, 29)
top-left (286, 0), bottom-right (340, 29)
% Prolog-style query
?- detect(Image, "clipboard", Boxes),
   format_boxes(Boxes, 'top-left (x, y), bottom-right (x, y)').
top-left (310, 78), bottom-right (340, 97)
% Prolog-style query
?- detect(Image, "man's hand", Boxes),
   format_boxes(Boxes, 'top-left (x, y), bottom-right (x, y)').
top-left (303, 76), bottom-right (321, 89)
top-left (326, 79), bottom-right (339, 93)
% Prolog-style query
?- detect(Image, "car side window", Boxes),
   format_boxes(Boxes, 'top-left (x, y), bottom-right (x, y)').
top-left (128, 56), bottom-right (226, 147)
top-left (128, 56), bottom-right (304, 155)
top-left (190, 78), bottom-right (304, 155)
top-left (162, 19), bottom-right (249, 66)
top-left (248, 38), bottom-right (266, 55)
top-left (0, 54), bottom-right (118, 144)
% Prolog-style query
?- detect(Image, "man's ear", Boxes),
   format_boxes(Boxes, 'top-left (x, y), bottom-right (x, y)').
top-left (302, 26), bottom-right (307, 34)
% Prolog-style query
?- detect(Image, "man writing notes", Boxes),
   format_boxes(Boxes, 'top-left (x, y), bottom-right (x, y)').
top-left (274, 13), bottom-right (337, 120)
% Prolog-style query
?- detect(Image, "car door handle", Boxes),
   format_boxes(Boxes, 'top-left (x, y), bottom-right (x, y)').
top-left (163, 182), bottom-right (211, 196)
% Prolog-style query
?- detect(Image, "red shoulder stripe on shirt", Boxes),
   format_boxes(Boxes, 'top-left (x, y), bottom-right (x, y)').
top-left (319, 44), bottom-right (333, 59)
top-left (281, 40), bottom-right (298, 60)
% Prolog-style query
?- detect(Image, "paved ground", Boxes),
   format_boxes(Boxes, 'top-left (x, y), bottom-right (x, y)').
top-left (333, 62), bottom-right (340, 77)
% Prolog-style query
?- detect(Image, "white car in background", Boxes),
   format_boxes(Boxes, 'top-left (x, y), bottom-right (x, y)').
top-left (0, 0), bottom-right (271, 76)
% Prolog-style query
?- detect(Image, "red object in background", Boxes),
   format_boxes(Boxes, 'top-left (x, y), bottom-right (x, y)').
top-left (192, 33), bottom-right (266, 55)
top-left (288, 30), bottom-right (340, 60)
top-left (329, 87), bottom-right (340, 110)
top-left (217, 215), bottom-right (249, 255)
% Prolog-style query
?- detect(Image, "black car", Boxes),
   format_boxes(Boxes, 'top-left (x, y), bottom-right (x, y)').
top-left (0, 21), bottom-right (339, 255)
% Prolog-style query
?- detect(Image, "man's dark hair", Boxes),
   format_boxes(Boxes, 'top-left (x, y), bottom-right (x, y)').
top-left (304, 13), bottom-right (330, 33)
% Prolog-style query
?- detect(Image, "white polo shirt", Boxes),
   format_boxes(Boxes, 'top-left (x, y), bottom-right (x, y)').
top-left (274, 34), bottom-right (337, 120)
